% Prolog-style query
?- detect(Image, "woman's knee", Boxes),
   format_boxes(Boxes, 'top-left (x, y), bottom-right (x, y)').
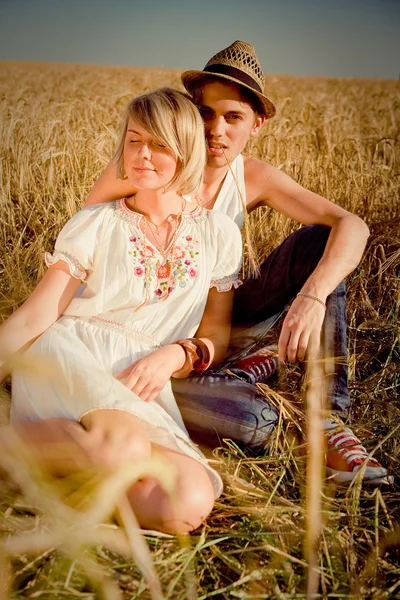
top-left (167, 471), bottom-right (215, 533)
top-left (128, 455), bottom-right (215, 534)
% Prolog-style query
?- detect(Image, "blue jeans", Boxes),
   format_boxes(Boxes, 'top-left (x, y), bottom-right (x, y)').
top-left (172, 225), bottom-right (350, 449)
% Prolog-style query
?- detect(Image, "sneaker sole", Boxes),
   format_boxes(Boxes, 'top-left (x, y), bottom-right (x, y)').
top-left (326, 467), bottom-right (394, 485)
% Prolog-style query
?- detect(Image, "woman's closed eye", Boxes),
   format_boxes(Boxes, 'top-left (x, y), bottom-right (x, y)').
top-left (152, 140), bottom-right (167, 149)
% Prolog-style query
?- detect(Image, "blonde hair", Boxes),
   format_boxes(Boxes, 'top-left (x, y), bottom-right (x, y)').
top-left (115, 88), bottom-right (206, 196)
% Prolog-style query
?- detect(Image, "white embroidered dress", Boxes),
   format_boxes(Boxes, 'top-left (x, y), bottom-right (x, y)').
top-left (11, 200), bottom-right (242, 497)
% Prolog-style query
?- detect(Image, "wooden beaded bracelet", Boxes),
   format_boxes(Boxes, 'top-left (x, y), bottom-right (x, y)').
top-left (172, 338), bottom-right (211, 379)
top-left (297, 291), bottom-right (326, 309)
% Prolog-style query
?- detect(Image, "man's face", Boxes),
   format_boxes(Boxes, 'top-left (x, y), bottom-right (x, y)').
top-left (197, 80), bottom-right (264, 169)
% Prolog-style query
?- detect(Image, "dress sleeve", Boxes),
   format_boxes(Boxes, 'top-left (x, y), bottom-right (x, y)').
top-left (44, 204), bottom-right (108, 282)
top-left (209, 213), bottom-right (243, 292)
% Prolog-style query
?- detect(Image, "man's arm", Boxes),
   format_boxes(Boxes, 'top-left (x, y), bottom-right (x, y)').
top-left (244, 157), bottom-right (370, 362)
top-left (84, 156), bottom-right (137, 208)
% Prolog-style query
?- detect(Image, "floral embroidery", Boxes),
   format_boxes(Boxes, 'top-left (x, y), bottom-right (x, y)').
top-left (140, 245), bottom-right (155, 258)
top-left (134, 266), bottom-right (144, 277)
top-left (157, 264), bottom-right (171, 279)
top-left (128, 234), bottom-right (200, 301)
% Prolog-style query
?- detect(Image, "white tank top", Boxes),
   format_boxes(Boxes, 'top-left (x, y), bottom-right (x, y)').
top-left (186, 155), bottom-right (246, 230)
top-left (212, 154), bottom-right (245, 230)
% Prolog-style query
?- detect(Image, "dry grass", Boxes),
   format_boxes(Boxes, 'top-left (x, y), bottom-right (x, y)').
top-left (0, 61), bottom-right (399, 599)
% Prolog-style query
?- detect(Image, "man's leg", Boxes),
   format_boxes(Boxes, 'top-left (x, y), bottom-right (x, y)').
top-left (172, 372), bottom-right (279, 449)
top-left (233, 225), bottom-right (392, 484)
top-left (174, 224), bottom-right (391, 483)
top-left (173, 225), bottom-right (342, 448)
top-left (232, 224), bottom-right (350, 415)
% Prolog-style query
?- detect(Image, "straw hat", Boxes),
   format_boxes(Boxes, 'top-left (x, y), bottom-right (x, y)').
top-left (181, 40), bottom-right (276, 119)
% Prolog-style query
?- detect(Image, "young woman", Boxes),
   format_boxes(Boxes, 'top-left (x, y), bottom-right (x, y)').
top-left (0, 88), bottom-right (243, 533)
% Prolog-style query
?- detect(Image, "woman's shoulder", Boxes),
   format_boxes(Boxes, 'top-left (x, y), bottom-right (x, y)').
top-left (56, 201), bottom-right (119, 242)
top-left (78, 200), bottom-right (117, 216)
top-left (69, 200), bottom-right (118, 225)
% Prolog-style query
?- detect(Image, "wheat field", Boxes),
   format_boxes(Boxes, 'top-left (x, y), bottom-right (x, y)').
top-left (0, 61), bottom-right (399, 599)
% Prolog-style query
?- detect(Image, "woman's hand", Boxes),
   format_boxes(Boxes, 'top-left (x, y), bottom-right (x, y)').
top-left (115, 344), bottom-right (185, 402)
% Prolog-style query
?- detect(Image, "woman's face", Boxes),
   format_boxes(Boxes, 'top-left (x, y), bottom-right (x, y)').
top-left (123, 118), bottom-right (178, 191)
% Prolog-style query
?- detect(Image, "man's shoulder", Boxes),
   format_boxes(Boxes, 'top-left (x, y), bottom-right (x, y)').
top-left (243, 154), bottom-right (273, 174)
top-left (242, 155), bottom-right (282, 208)
top-left (243, 155), bottom-right (286, 184)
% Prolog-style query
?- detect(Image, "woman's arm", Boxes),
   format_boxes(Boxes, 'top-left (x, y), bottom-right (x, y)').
top-left (0, 263), bottom-right (82, 382)
top-left (115, 287), bottom-right (234, 402)
top-left (84, 157), bottom-right (137, 208)
top-left (194, 287), bottom-right (234, 366)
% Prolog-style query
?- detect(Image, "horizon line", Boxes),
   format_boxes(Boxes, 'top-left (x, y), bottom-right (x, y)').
top-left (1, 58), bottom-right (398, 83)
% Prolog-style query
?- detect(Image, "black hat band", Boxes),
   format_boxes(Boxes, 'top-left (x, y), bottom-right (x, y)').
top-left (204, 64), bottom-right (263, 94)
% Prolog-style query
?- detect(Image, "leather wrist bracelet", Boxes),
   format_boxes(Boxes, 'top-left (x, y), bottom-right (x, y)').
top-left (297, 291), bottom-right (326, 309)
top-left (172, 338), bottom-right (211, 379)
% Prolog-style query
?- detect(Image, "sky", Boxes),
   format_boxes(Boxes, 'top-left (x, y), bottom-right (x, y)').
top-left (0, 0), bottom-right (399, 79)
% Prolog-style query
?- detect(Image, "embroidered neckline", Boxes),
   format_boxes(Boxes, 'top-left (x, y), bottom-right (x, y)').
top-left (114, 198), bottom-right (205, 307)
top-left (116, 198), bottom-right (205, 225)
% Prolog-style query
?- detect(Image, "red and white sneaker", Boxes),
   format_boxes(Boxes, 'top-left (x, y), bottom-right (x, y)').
top-left (324, 419), bottom-right (394, 485)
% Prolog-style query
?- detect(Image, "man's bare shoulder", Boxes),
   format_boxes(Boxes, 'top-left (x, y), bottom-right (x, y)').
top-left (243, 155), bottom-right (289, 209)
top-left (243, 154), bottom-right (356, 225)
top-left (243, 155), bottom-right (276, 177)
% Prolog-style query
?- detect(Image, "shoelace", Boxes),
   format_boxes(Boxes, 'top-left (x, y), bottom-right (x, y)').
top-left (327, 427), bottom-right (380, 468)
top-left (246, 361), bottom-right (275, 380)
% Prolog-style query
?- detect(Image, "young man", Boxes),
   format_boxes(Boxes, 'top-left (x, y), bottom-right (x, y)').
top-left (86, 41), bottom-right (390, 485)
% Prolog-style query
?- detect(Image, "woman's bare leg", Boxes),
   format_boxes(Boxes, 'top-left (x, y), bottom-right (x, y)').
top-left (2, 409), bottom-right (152, 475)
top-left (77, 410), bottom-right (216, 533)
top-left (80, 409), bottom-right (152, 467)
top-left (2, 412), bottom-right (215, 534)
top-left (127, 446), bottom-right (215, 534)
top-left (1, 418), bottom-right (95, 474)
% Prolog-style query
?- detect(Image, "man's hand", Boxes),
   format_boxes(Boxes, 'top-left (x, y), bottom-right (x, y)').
top-left (278, 295), bottom-right (326, 363)
top-left (115, 345), bottom-right (186, 402)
